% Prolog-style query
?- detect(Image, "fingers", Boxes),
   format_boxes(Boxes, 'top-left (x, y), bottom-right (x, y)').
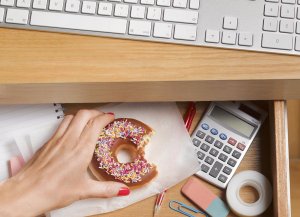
top-left (82, 180), bottom-right (130, 199)
top-left (52, 115), bottom-right (74, 140)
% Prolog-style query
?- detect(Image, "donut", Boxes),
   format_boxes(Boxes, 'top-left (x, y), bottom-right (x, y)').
top-left (89, 118), bottom-right (157, 187)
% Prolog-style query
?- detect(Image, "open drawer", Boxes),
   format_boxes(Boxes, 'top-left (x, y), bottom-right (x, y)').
top-left (64, 100), bottom-right (291, 217)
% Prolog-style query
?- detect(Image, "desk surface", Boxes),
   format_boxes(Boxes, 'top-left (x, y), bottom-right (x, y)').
top-left (1, 28), bottom-right (300, 103)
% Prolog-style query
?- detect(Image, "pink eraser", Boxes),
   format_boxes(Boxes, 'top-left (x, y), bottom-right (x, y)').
top-left (181, 177), bottom-right (230, 217)
top-left (9, 155), bottom-right (25, 177)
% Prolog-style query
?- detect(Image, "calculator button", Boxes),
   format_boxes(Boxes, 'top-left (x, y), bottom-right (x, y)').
top-left (205, 156), bottom-right (214, 165)
top-left (205, 135), bottom-right (215, 144)
top-left (201, 164), bottom-right (210, 173)
top-left (219, 133), bottom-right (227, 140)
top-left (218, 153), bottom-right (228, 162)
top-left (237, 143), bottom-right (246, 151)
top-left (209, 148), bottom-right (219, 157)
top-left (201, 123), bottom-right (209, 130)
top-left (218, 174), bottom-right (228, 183)
top-left (223, 145), bottom-right (233, 154)
top-left (196, 130), bottom-right (205, 139)
top-left (209, 161), bottom-right (223, 178)
top-left (197, 151), bottom-right (205, 160)
top-left (210, 128), bottom-right (218, 135)
top-left (232, 150), bottom-right (242, 159)
top-left (200, 143), bottom-right (210, 152)
top-left (228, 158), bottom-right (237, 167)
top-left (223, 166), bottom-right (232, 175)
top-left (214, 140), bottom-right (224, 149)
top-left (192, 138), bottom-right (201, 147)
top-left (228, 137), bottom-right (237, 146)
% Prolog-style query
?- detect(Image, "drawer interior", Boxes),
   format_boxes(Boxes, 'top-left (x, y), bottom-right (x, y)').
top-left (63, 101), bottom-right (290, 217)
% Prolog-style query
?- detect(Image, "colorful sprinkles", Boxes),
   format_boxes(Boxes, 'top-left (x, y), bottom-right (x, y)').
top-left (94, 119), bottom-right (154, 184)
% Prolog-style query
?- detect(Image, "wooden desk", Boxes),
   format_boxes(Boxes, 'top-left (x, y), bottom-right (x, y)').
top-left (0, 28), bottom-right (300, 103)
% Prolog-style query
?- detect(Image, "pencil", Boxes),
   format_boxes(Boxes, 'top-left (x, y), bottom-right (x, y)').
top-left (153, 102), bottom-right (196, 217)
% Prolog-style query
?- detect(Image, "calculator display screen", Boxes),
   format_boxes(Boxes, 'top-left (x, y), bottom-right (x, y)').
top-left (210, 106), bottom-right (255, 138)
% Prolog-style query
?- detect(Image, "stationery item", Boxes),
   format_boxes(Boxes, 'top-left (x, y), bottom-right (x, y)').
top-left (48, 102), bottom-right (200, 217)
top-left (153, 102), bottom-right (196, 216)
top-left (181, 177), bottom-right (230, 217)
top-left (191, 101), bottom-right (267, 188)
top-left (226, 170), bottom-right (272, 217)
top-left (169, 200), bottom-right (208, 217)
top-left (0, 104), bottom-right (64, 181)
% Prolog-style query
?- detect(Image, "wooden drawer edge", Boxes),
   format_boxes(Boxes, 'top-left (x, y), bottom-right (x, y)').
top-left (270, 101), bottom-right (291, 217)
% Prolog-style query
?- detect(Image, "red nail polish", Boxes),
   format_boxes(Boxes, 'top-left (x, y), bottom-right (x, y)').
top-left (107, 112), bottom-right (114, 115)
top-left (118, 187), bottom-right (130, 196)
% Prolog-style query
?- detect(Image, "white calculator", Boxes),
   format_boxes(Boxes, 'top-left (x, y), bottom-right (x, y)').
top-left (191, 101), bottom-right (267, 189)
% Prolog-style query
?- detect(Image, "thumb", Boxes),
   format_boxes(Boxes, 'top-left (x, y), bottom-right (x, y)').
top-left (83, 180), bottom-right (130, 199)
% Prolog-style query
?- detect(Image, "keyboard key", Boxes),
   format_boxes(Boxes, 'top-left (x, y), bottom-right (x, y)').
top-left (173, 0), bottom-right (187, 8)
top-left (192, 138), bottom-right (201, 147)
top-left (17, 0), bottom-right (31, 8)
top-left (264, 3), bottom-right (279, 17)
top-left (65, 0), bottom-right (80, 13)
top-left (131, 5), bottom-right (145, 18)
top-left (297, 7), bottom-right (300, 19)
top-left (189, 0), bottom-right (199, 9)
top-left (295, 36), bottom-right (300, 51)
top-left (262, 33), bottom-right (293, 50)
top-left (218, 153), bottom-right (228, 162)
top-left (81, 1), bottom-right (96, 14)
top-left (223, 145), bottom-right (232, 154)
top-left (227, 158), bottom-right (237, 167)
top-left (263, 17), bottom-right (278, 31)
top-left (98, 2), bottom-right (113, 16)
top-left (297, 21), bottom-right (300, 34)
top-left (222, 31), bottom-right (236, 45)
top-left (114, 4), bottom-right (129, 17)
top-left (223, 16), bottom-right (238, 30)
top-left (205, 156), bottom-right (214, 165)
top-left (218, 174), bottom-right (228, 183)
top-left (201, 164), bottom-right (209, 173)
top-left (238, 32), bottom-right (253, 46)
top-left (49, 0), bottom-right (64, 11)
top-left (223, 166), bottom-right (232, 175)
top-left (205, 29), bottom-right (220, 43)
top-left (141, 0), bottom-right (154, 4)
top-left (174, 24), bottom-right (197, 41)
top-left (281, 4), bottom-right (295, 18)
top-left (0, 0), bottom-right (14, 6)
top-left (164, 8), bottom-right (198, 24)
top-left (266, 0), bottom-right (279, 2)
top-left (200, 143), bottom-right (210, 152)
top-left (280, 19), bottom-right (294, 33)
top-left (153, 22), bottom-right (172, 38)
top-left (214, 140), bottom-right (223, 149)
top-left (147, 7), bottom-right (161, 20)
top-left (124, 0), bottom-right (138, 3)
top-left (237, 143), bottom-right (246, 151)
top-left (201, 123), bottom-right (209, 130)
top-left (196, 130), bottom-right (205, 139)
top-left (205, 135), bottom-right (215, 144)
top-left (232, 150), bottom-right (242, 159)
top-left (209, 161), bottom-right (222, 178)
top-left (157, 0), bottom-right (170, 6)
top-left (210, 128), bottom-right (218, 135)
top-left (197, 151), bottom-right (205, 160)
top-left (6, 8), bottom-right (29, 24)
top-left (219, 133), bottom-right (227, 140)
top-left (282, 0), bottom-right (296, 4)
top-left (129, 20), bottom-right (151, 36)
top-left (209, 148), bottom-right (219, 157)
top-left (0, 8), bottom-right (4, 22)
top-left (31, 11), bottom-right (127, 34)
top-left (33, 0), bottom-right (47, 9)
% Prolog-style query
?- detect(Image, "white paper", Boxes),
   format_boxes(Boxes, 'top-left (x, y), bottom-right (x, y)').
top-left (49, 102), bottom-right (200, 217)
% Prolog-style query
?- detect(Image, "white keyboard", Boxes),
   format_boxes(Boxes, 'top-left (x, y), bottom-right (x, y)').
top-left (0, 0), bottom-right (300, 56)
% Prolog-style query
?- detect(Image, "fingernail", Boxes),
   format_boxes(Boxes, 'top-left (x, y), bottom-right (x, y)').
top-left (118, 187), bottom-right (130, 196)
top-left (107, 112), bottom-right (114, 116)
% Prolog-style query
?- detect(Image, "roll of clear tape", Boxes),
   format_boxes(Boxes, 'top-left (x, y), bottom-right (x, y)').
top-left (226, 170), bottom-right (272, 217)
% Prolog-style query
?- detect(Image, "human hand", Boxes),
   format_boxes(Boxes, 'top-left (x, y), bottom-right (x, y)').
top-left (0, 110), bottom-right (130, 217)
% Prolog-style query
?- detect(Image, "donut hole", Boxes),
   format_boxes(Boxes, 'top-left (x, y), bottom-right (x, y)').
top-left (239, 185), bottom-right (260, 204)
top-left (116, 144), bottom-right (138, 163)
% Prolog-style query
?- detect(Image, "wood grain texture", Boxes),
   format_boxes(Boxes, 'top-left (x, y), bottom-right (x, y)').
top-left (287, 100), bottom-right (300, 159)
top-left (63, 101), bottom-right (280, 217)
top-left (290, 159), bottom-right (300, 217)
top-left (0, 28), bottom-right (300, 102)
